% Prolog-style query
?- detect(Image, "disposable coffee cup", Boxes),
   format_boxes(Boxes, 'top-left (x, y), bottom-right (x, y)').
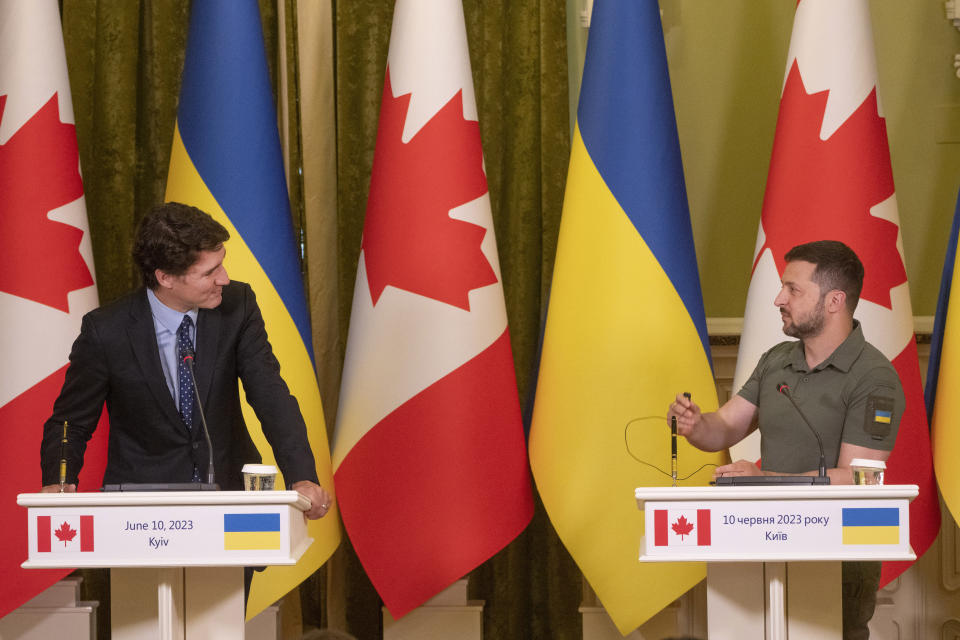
top-left (242, 464), bottom-right (277, 491)
top-left (850, 458), bottom-right (886, 485)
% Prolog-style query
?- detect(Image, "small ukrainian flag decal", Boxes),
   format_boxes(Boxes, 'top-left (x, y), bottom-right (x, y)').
top-left (841, 507), bottom-right (899, 545)
top-left (224, 513), bottom-right (282, 550)
top-left (873, 410), bottom-right (892, 424)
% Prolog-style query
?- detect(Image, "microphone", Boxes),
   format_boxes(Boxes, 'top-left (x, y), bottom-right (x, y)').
top-left (777, 382), bottom-right (829, 483)
top-left (59, 420), bottom-right (69, 493)
top-left (181, 345), bottom-right (217, 487)
top-left (670, 416), bottom-right (678, 487)
top-left (670, 392), bottom-right (692, 487)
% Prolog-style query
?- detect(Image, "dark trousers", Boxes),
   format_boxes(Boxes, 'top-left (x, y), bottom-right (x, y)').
top-left (842, 560), bottom-right (881, 640)
top-left (244, 566), bottom-right (254, 604)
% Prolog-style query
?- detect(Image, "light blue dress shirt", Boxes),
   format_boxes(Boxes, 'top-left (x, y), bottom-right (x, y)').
top-left (146, 289), bottom-right (198, 408)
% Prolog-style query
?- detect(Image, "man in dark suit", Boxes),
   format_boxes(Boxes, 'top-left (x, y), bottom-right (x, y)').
top-left (40, 202), bottom-right (331, 520)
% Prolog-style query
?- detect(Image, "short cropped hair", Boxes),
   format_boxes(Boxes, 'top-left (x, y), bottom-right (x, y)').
top-left (132, 202), bottom-right (230, 289)
top-left (784, 240), bottom-right (864, 313)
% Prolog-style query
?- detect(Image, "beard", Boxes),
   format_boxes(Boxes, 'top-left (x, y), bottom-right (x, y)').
top-left (782, 296), bottom-right (826, 339)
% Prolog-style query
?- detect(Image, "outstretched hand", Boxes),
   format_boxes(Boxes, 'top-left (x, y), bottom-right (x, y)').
top-left (667, 392), bottom-right (701, 437)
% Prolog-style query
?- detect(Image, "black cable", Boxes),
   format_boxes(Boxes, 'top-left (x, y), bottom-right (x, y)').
top-left (624, 416), bottom-right (718, 481)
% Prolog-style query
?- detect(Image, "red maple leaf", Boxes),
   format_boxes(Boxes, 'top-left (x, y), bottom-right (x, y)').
top-left (361, 68), bottom-right (496, 310)
top-left (0, 93), bottom-right (91, 312)
top-left (672, 515), bottom-right (694, 540)
top-left (54, 521), bottom-right (77, 547)
top-left (757, 61), bottom-right (904, 309)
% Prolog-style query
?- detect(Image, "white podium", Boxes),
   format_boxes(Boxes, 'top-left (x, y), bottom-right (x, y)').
top-left (18, 490), bottom-right (313, 640)
top-left (635, 484), bottom-right (917, 640)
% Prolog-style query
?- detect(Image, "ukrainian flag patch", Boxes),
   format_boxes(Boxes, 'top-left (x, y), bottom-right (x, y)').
top-left (865, 394), bottom-right (895, 439)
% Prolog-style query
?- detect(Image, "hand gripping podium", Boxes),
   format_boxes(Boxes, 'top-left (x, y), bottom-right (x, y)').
top-left (18, 490), bottom-right (313, 640)
top-left (635, 484), bottom-right (917, 640)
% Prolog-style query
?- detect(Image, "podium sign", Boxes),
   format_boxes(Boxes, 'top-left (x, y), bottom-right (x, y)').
top-left (19, 491), bottom-right (311, 568)
top-left (634, 484), bottom-right (918, 640)
top-left (18, 491), bottom-right (314, 640)
top-left (636, 485), bottom-right (915, 562)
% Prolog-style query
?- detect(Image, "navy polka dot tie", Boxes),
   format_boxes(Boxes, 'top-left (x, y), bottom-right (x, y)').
top-left (177, 316), bottom-right (201, 482)
top-left (177, 315), bottom-right (195, 430)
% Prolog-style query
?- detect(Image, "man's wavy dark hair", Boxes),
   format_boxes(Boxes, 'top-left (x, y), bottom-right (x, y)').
top-left (784, 240), bottom-right (864, 313)
top-left (132, 202), bottom-right (230, 289)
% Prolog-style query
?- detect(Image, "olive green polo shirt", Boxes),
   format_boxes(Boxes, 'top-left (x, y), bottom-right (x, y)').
top-left (737, 322), bottom-right (904, 474)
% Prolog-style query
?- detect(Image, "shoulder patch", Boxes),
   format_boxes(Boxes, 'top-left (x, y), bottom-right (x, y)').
top-left (864, 395), bottom-right (895, 440)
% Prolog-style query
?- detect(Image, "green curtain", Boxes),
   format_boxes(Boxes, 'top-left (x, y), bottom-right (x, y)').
top-left (61, 1), bottom-right (187, 303)
top-left (60, 0), bottom-right (292, 304)
top-left (60, 1), bottom-right (576, 638)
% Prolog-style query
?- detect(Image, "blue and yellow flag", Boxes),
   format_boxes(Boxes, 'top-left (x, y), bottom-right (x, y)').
top-left (164, 0), bottom-right (339, 618)
top-left (928, 187), bottom-right (960, 525)
top-left (841, 508), bottom-right (900, 545)
top-left (529, 0), bottom-right (727, 633)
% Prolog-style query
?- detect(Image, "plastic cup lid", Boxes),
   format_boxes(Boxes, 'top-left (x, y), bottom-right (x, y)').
top-left (242, 464), bottom-right (277, 474)
top-left (849, 458), bottom-right (886, 469)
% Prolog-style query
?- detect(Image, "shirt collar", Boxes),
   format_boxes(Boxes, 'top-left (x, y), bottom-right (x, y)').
top-left (147, 288), bottom-right (198, 333)
top-left (785, 320), bottom-right (865, 374)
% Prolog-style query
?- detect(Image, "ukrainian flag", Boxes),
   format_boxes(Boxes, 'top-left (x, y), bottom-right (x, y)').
top-left (529, 0), bottom-right (727, 633)
top-left (841, 508), bottom-right (900, 545)
top-left (164, 0), bottom-right (339, 618)
top-left (928, 187), bottom-right (960, 525)
top-left (224, 513), bottom-right (282, 551)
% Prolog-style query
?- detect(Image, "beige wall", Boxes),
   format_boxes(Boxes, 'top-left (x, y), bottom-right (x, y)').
top-left (567, 0), bottom-right (960, 317)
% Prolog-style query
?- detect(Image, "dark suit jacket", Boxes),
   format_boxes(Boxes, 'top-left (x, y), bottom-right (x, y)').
top-left (40, 281), bottom-right (319, 490)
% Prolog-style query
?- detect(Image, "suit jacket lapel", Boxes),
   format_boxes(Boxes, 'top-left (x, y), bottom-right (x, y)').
top-left (196, 305), bottom-right (220, 408)
top-left (128, 289), bottom-right (184, 428)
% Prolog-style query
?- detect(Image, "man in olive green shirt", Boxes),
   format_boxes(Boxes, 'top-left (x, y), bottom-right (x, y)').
top-left (668, 240), bottom-right (903, 640)
top-left (738, 320), bottom-right (902, 473)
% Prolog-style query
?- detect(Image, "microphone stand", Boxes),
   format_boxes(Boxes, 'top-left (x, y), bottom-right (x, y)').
top-left (712, 384), bottom-right (831, 486)
top-left (99, 348), bottom-right (220, 492)
top-left (183, 351), bottom-right (217, 488)
top-left (777, 382), bottom-right (830, 485)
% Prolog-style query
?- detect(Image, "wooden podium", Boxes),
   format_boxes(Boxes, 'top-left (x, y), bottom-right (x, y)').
top-left (635, 484), bottom-right (917, 640)
top-left (18, 490), bottom-right (313, 640)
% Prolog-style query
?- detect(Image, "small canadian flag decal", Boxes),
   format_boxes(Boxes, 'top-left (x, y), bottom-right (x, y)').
top-left (37, 515), bottom-right (94, 552)
top-left (653, 509), bottom-right (711, 546)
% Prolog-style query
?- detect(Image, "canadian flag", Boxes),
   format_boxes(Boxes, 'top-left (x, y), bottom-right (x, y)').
top-left (654, 509), bottom-right (711, 547)
top-left (732, 0), bottom-right (939, 584)
top-left (37, 515), bottom-right (95, 553)
top-left (0, 0), bottom-right (108, 617)
top-left (330, 0), bottom-right (533, 618)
